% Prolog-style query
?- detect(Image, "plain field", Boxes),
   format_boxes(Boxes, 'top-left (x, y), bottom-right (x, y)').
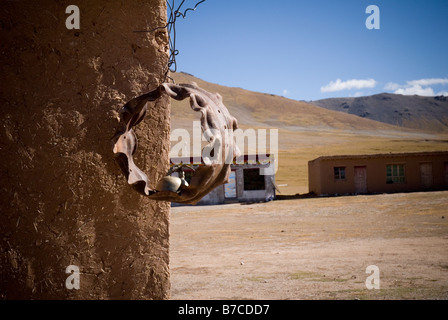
top-left (170, 191), bottom-right (448, 300)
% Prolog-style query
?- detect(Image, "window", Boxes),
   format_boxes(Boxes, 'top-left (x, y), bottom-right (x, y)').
top-left (224, 170), bottom-right (237, 198)
top-left (386, 164), bottom-right (405, 184)
top-left (243, 168), bottom-right (265, 191)
top-left (334, 167), bottom-right (346, 180)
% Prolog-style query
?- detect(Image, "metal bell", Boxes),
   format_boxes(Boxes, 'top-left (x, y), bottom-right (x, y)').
top-left (156, 176), bottom-right (182, 192)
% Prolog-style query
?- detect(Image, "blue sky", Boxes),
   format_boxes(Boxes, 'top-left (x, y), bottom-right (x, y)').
top-left (172, 0), bottom-right (448, 101)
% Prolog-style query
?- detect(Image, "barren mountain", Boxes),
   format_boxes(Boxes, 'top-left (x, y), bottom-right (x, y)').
top-left (311, 93), bottom-right (448, 133)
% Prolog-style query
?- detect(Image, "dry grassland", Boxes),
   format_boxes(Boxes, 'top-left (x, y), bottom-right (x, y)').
top-left (275, 130), bottom-right (448, 195)
top-left (170, 191), bottom-right (448, 300)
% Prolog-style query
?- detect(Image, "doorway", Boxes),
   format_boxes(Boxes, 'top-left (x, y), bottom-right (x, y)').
top-left (445, 162), bottom-right (448, 188)
top-left (420, 163), bottom-right (433, 189)
top-left (224, 170), bottom-right (237, 198)
top-left (354, 166), bottom-right (367, 194)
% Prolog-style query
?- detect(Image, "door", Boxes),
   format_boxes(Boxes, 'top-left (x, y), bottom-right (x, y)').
top-left (224, 170), bottom-right (237, 198)
top-left (354, 166), bottom-right (367, 194)
top-left (445, 162), bottom-right (448, 188)
top-left (444, 162), bottom-right (448, 188)
top-left (420, 163), bottom-right (433, 189)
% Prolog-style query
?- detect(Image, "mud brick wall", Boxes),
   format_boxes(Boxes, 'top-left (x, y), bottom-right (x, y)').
top-left (0, 0), bottom-right (171, 299)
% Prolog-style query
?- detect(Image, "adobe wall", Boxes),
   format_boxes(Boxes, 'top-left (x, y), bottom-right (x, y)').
top-left (309, 153), bottom-right (448, 196)
top-left (0, 1), bottom-right (171, 299)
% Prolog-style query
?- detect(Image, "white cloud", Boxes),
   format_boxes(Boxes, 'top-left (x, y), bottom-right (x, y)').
top-left (394, 85), bottom-right (435, 96)
top-left (437, 90), bottom-right (448, 96)
top-left (383, 82), bottom-right (401, 91)
top-left (321, 78), bottom-right (377, 93)
top-left (408, 78), bottom-right (448, 86)
top-left (386, 78), bottom-right (448, 96)
top-left (282, 89), bottom-right (289, 96)
top-left (351, 91), bottom-right (364, 97)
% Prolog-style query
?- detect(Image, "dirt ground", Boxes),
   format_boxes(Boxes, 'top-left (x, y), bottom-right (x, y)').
top-left (169, 190), bottom-right (448, 300)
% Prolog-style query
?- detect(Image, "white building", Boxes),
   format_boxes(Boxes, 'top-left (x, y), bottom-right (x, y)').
top-left (170, 154), bottom-right (276, 205)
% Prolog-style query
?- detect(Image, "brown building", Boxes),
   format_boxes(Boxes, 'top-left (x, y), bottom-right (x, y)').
top-left (308, 151), bottom-right (448, 196)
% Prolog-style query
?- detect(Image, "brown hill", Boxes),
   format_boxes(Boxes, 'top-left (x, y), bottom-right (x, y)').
top-left (311, 93), bottom-right (448, 133)
top-left (170, 72), bottom-right (408, 133)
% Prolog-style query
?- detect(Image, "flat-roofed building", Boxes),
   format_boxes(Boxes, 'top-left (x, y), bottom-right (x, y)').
top-left (308, 151), bottom-right (448, 196)
top-left (171, 154), bottom-right (276, 205)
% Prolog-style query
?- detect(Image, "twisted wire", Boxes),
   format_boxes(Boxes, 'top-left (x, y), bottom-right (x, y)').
top-left (133, 0), bottom-right (207, 82)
